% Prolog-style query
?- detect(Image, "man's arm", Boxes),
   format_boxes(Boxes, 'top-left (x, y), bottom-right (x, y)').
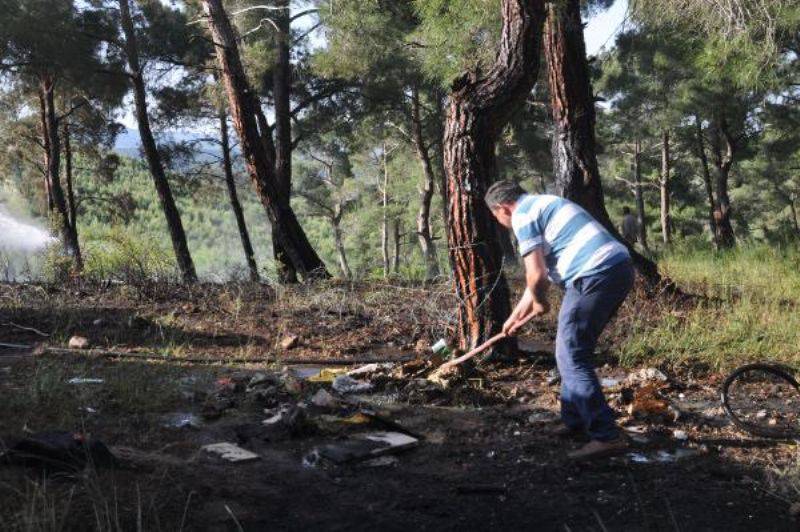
top-left (503, 249), bottom-right (551, 336)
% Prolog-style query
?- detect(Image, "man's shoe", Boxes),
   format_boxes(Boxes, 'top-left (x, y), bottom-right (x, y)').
top-left (567, 436), bottom-right (629, 461)
top-left (551, 424), bottom-right (589, 441)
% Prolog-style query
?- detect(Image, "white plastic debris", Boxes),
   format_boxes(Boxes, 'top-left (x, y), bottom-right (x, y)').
top-left (332, 374), bottom-right (374, 394)
top-left (626, 368), bottom-right (668, 384)
top-left (673, 430), bottom-right (688, 441)
top-left (68, 378), bottom-right (104, 384)
top-left (202, 442), bottom-right (260, 463)
top-left (348, 363), bottom-right (393, 377)
top-left (68, 336), bottom-right (90, 349)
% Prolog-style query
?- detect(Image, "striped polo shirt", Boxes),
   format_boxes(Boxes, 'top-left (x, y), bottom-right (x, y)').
top-left (511, 194), bottom-right (629, 286)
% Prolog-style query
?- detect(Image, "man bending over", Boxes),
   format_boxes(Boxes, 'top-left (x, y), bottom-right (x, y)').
top-left (485, 180), bottom-right (634, 461)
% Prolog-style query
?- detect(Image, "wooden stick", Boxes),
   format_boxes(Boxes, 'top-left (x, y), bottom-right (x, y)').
top-left (438, 313), bottom-right (537, 371)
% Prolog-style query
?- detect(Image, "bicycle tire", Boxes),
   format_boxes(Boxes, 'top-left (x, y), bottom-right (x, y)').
top-left (721, 363), bottom-right (800, 439)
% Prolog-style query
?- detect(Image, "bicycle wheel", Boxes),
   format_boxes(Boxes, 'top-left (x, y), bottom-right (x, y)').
top-left (721, 363), bottom-right (800, 439)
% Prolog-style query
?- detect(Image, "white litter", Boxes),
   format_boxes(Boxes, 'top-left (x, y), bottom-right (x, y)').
top-left (68, 378), bottom-right (104, 384)
top-left (202, 442), bottom-right (260, 463)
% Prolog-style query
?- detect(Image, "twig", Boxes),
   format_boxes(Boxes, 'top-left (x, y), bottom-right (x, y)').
top-left (4, 322), bottom-right (51, 337)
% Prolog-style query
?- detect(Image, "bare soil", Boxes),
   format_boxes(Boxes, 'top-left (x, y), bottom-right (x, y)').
top-left (0, 281), bottom-right (796, 531)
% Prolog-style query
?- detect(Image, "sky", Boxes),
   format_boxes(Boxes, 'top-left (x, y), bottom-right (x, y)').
top-left (118, 0), bottom-right (630, 135)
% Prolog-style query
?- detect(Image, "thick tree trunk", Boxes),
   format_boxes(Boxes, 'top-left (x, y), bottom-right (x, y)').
top-left (410, 86), bottom-right (440, 280)
top-left (119, 0), bottom-right (197, 283)
top-left (38, 91), bottom-right (54, 213)
top-left (63, 122), bottom-right (77, 235)
top-left (444, 0), bottom-right (546, 349)
top-left (544, 0), bottom-right (661, 285)
top-left (219, 110), bottom-right (260, 282)
top-left (714, 118), bottom-right (736, 248)
top-left (695, 115), bottom-right (719, 249)
top-left (203, 0), bottom-right (329, 280)
top-left (331, 210), bottom-right (351, 279)
top-left (271, 0), bottom-right (298, 283)
top-left (660, 129), bottom-right (672, 245)
top-left (41, 78), bottom-right (82, 270)
top-left (633, 138), bottom-right (648, 251)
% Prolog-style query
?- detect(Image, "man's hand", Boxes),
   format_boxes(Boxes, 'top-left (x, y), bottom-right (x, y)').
top-left (506, 300), bottom-right (550, 336)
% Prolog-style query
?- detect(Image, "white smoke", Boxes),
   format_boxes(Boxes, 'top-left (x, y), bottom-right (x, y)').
top-left (0, 205), bottom-right (56, 253)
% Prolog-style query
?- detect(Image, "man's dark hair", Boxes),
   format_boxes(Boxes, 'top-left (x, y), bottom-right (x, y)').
top-left (622, 206), bottom-right (631, 215)
top-left (484, 180), bottom-right (527, 208)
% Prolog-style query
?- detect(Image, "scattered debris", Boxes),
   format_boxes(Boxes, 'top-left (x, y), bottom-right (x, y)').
top-left (308, 367), bottom-right (348, 383)
top-left (202, 443), bottom-right (260, 463)
top-left (362, 455), bottom-right (399, 467)
top-left (261, 404), bottom-right (313, 437)
top-left (310, 431), bottom-right (419, 464)
top-left (626, 368), bottom-right (668, 384)
top-left (673, 430), bottom-right (688, 441)
top-left (67, 335), bottom-right (90, 349)
top-left (310, 388), bottom-right (339, 409)
top-left (601, 377), bottom-right (621, 388)
top-left (627, 448), bottom-right (699, 464)
top-left (280, 334), bottom-right (300, 350)
top-left (68, 377), bottom-right (104, 385)
top-left (348, 363), bottom-right (393, 377)
top-left (546, 369), bottom-right (561, 386)
top-left (162, 412), bottom-right (203, 429)
top-left (332, 374), bottom-right (374, 394)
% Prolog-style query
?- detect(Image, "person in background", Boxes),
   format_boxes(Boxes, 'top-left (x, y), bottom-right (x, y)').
top-left (620, 206), bottom-right (638, 244)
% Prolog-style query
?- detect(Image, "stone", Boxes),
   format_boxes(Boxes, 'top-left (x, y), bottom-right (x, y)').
top-left (310, 389), bottom-right (338, 409)
top-left (68, 335), bottom-right (90, 349)
top-left (280, 334), bottom-right (300, 350)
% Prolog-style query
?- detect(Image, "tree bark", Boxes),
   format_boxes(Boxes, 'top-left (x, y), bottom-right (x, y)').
top-left (694, 115), bottom-right (719, 249)
top-left (633, 137), bottom-right (648, 251)
top-left (790, 195), bottom-right (800, 237)
top-left (714, 117), bottom-right (736, 248)
top-left (381, 142), bottom-right (390, 279)
top-left (271, 0), bottom-right (298, 283)
top-left (331, 208), bottom-right (351, 279)
top-left (409, 85), bottom-right (440, 280)
top-left (63, 122), bottom-right (77, 235)
top-left (119, 0), bottom-right (197, 283)
top-left (660, 129), bottom-right (672, 245)
top-left (444, 0), bottom-right (546, 350)
top-left (203, 0), bottom-right (329, 280)
top-left (38, 91), bottom-right (54, 213)
top-left (543, 0), bottom-right (661, 285)
top-left (392, 218), bottom-right (401, 274)
top-left (41, 77), bottom-right (82, 270)
top-left (219, 109), bottom-right (260, 282)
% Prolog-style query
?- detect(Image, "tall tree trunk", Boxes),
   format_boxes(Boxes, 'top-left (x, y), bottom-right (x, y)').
top-left (381, 143), bottom-right (390, 279)
top-left (331, 209), bottom-right (351, 279)
top-left (444, 0), bottom-right (546, 349)
top-left (119, 0), bottom-right (197, 283)
top-left (714, 118), bottom-right (736, 248)
top-left (41, 77), bottom-right (82, 270)
top-left (219, 109), bottom-right (260, 282)
top-left (203, 0), bottom-right (329, 280)
top-left (409, 85), bottom-right (440, 280)
top-left (392, 218), bottom-right (401, 274)
top-left (544, 0), bottom-right (661, 285)
top-left (433, 90), bottom-right (449, 231)
top-left (695, 115), bottom-right (719, 249)
top-left (633, 137), bottom-right (648, 251)
top-left (63, 122), bottom-right (77, 235)
top-left (660, 129), bottom-right (672, 245)
top-left (38, 91), bottom-right (54, 213)
top-left (271, 0), bottom-right (298, 283)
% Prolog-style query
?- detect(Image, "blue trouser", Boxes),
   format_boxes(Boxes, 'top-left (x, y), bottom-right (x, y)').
top-left (556, 259), bottom-right (634, 442)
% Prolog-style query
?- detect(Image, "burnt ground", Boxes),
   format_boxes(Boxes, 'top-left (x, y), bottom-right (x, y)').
top-left (0, 280), bottom-right (796, 531)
